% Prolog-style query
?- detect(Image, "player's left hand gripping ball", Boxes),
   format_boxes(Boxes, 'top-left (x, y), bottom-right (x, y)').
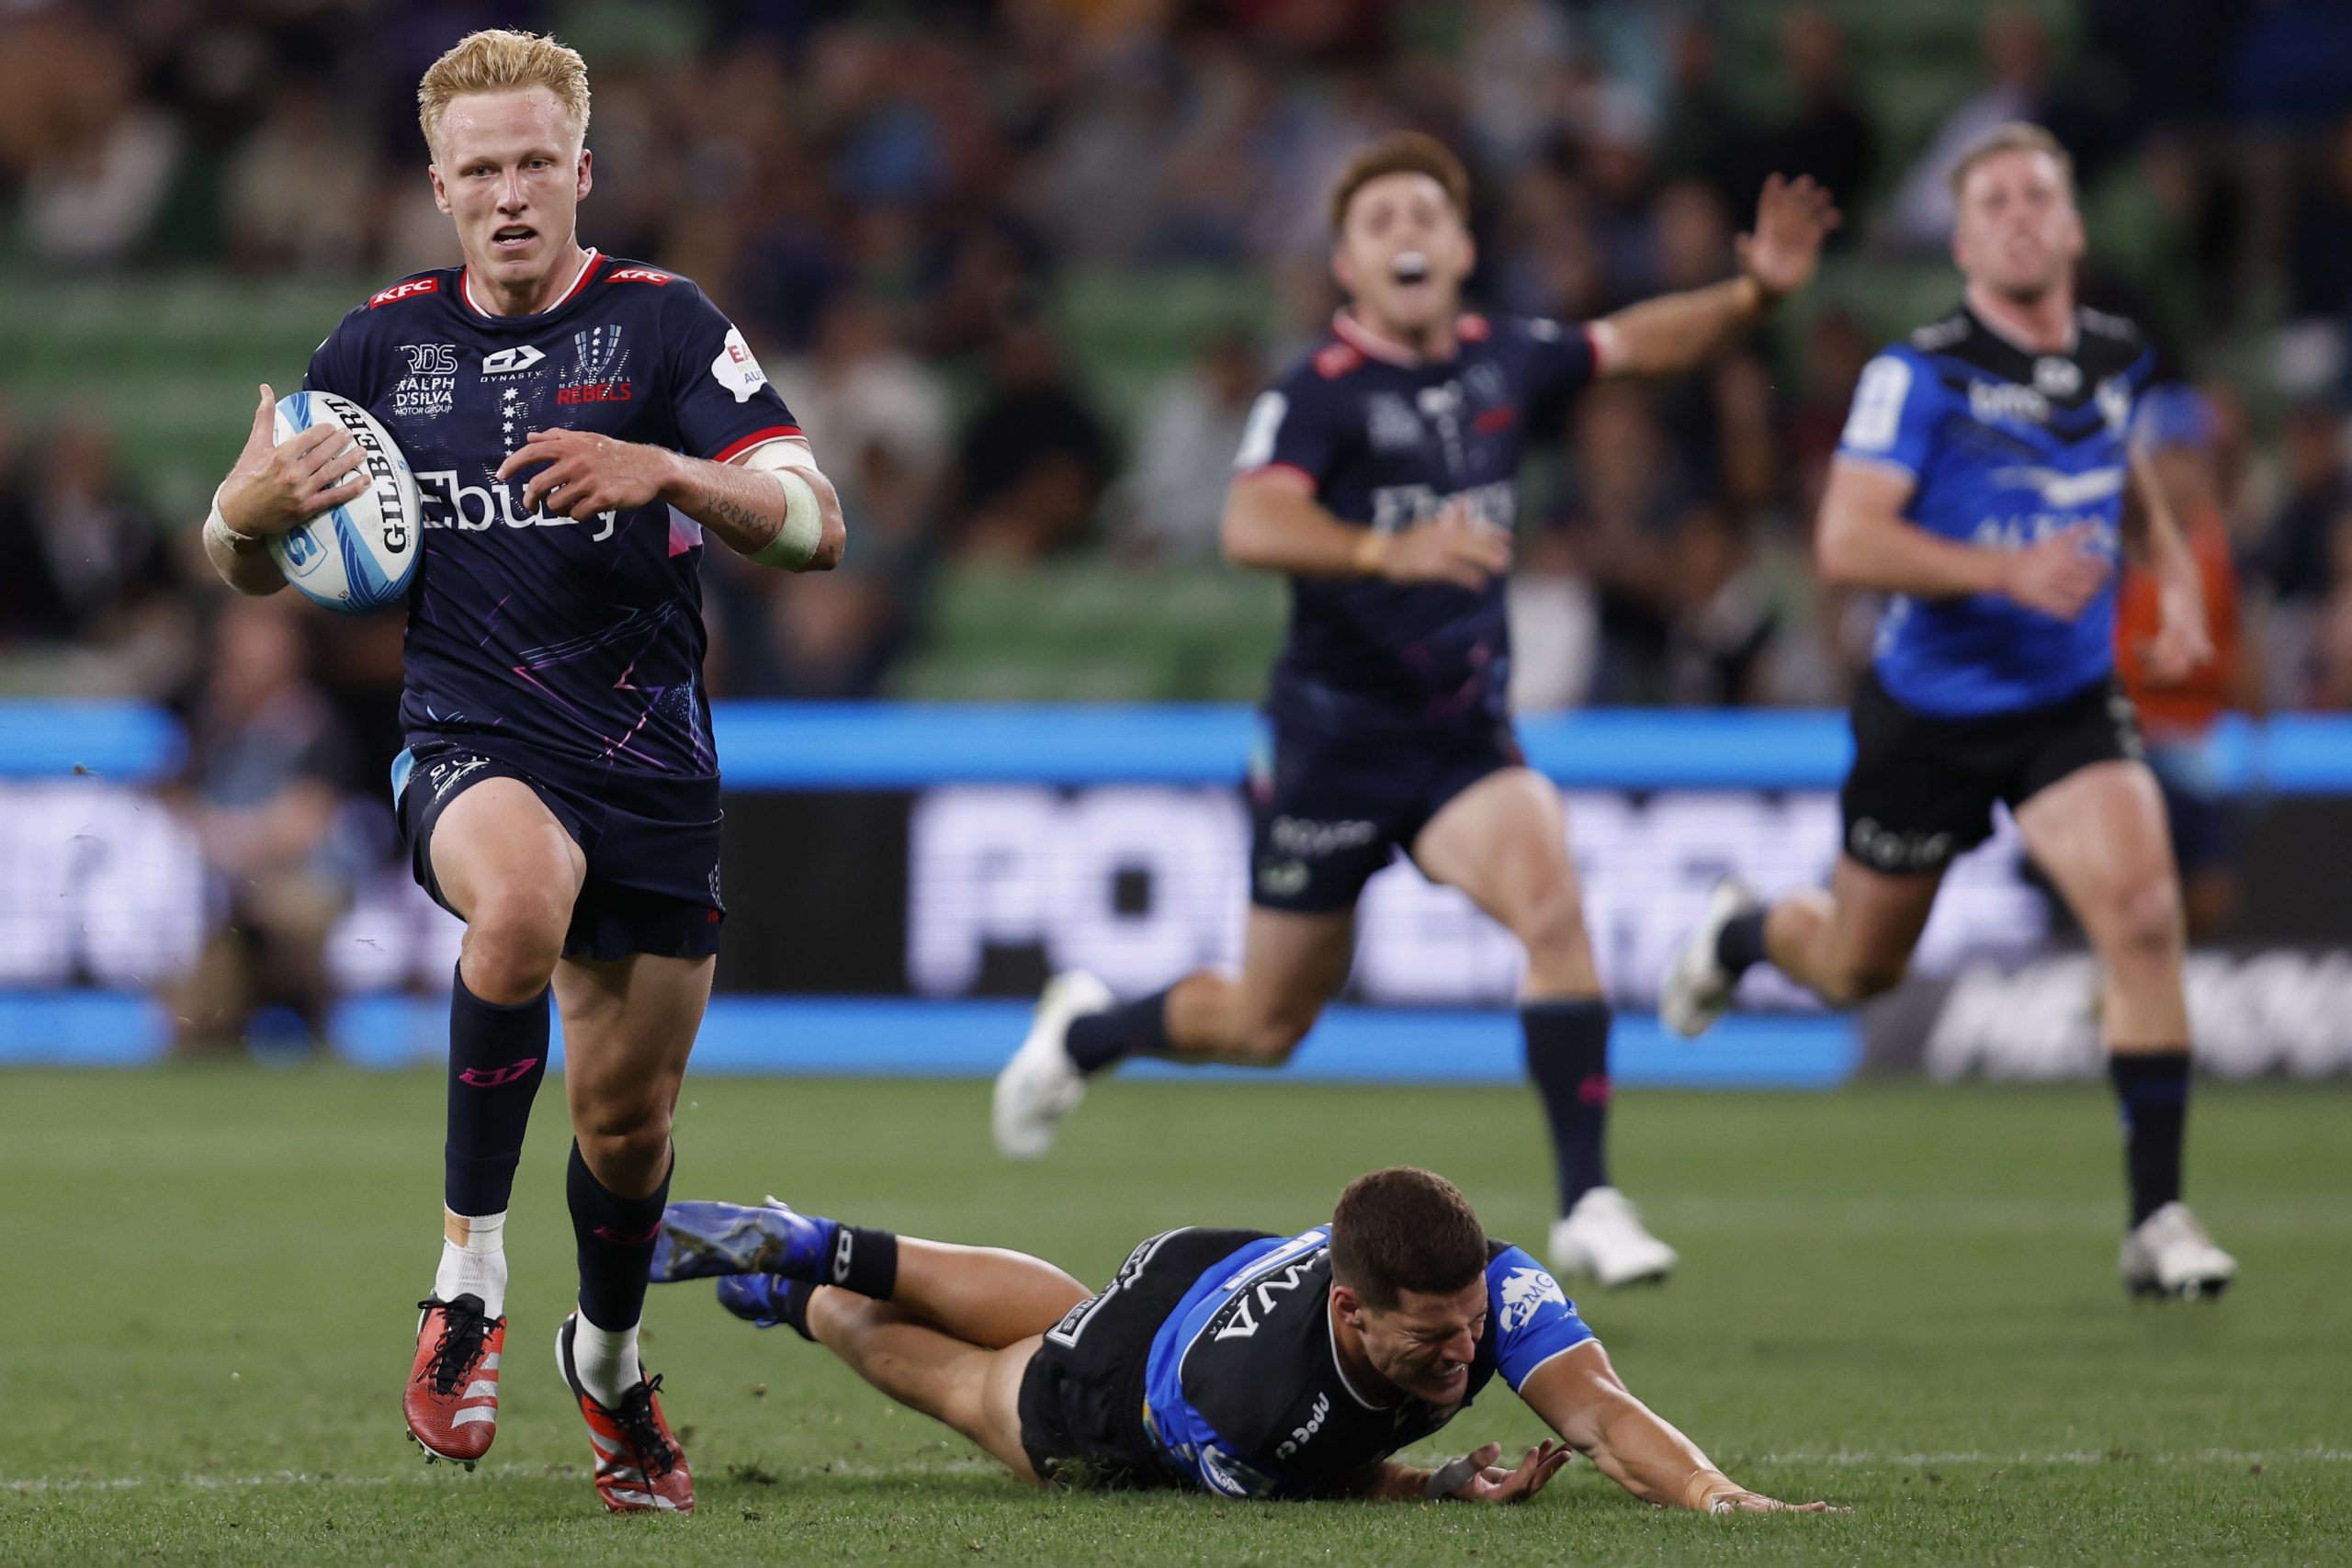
top-left (262, 390), bottom-right (423, 614)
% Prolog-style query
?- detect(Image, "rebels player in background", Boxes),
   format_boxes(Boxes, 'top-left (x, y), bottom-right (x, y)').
top-left (1661, 126), bottom-right (2237, 1300)
top-left (201, 31), bottom-right (845, 1512)
top-left (648, 1168), bottom-right (1839, 1512)
top-left (995, 135), bottom-right (1838, 1289)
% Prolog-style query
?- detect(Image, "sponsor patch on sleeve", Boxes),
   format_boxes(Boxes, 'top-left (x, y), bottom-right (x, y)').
top-left (711, 325), bottom-right (769, 403)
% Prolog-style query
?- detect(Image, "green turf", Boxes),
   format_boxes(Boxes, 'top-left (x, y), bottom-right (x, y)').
top-left (2, 1068), bottom-right (2345, 1565)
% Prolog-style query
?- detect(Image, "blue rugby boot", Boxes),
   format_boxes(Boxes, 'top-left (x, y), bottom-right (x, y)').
top-left (714, 1273), bottom-right (797, 1327)
top-left (651, 1197), bottom-right (836, 1283)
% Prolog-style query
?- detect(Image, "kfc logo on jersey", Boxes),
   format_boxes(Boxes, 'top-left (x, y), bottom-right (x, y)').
top-left (710, 326), bottom-right (769, 403)
top-left (605, 266), bottom-right (672, 286)
top-left (369, 276), bottom-right (441, 309)
top-left (481, 344), bottom-right (548, 376)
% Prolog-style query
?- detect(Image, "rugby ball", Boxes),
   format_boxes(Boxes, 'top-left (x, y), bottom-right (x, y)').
top-left (268, 390), bottom-right (421, 614)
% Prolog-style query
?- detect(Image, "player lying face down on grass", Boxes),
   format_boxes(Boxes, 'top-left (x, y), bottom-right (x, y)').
top-left (650, 1166), bottom-right (1840, 1509)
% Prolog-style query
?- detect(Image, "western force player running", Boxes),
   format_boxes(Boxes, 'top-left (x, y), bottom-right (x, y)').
top-left (200, 31), bottom-right (844, 1511)
top-left (1660, 125), bottom-right (2236, 1300)
top-left (995, 134), bottom-right (1839, 1289)
top-left (651, 1167), bottom-right (1840, 1510)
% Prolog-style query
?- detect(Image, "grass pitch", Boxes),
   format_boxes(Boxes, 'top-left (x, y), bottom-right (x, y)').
top-left (2, 1066), bottom-right (2346, 1565)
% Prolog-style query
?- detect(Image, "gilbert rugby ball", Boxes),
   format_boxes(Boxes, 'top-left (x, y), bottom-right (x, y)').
top-left (268, 390), bottom-right (421, 614)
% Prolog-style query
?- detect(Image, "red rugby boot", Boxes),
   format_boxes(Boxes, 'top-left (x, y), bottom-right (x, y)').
top-left (555, 1313), bottom-right (695, 1514)
top-left (404, 1293), bottom-right (504, 1467)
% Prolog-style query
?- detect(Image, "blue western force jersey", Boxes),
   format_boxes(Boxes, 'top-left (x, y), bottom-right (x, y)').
top-left (1139, 1226), bottom-right (1593, 1499)
top-left (305, 251), bottom-right (800, 784)
top-left (1836, 304), bottom-right (2155, 717)
top-left (1233, 312), bottom-right (1598, 734)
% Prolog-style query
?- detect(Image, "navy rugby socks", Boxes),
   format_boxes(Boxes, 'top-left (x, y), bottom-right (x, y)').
top-left (1523, 999), bottom-right (1612, 1213)
top-left (1064, 987), bottom-right (1174, 1075)
top-left (2108, 1053), bottom-right (2189, 1227)
top-left (445, 964), bottom-right (549, 1217)
top-left (1714, 909), bottom-right (1771, 981)
top-left (568, 1140), bottom-right (673, 1333)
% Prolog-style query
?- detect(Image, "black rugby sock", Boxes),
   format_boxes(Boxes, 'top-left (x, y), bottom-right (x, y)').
top-left (1063, 988), bottom-right (1172, 1075)
top-left (567, 1140), bottom-right (673, 1331)
top-left (820, 1224), bottom-right (900, 1300)
top-left (774, 1278), bottom-right (819, 1342)
top-left (2109, 1052), bottom-right (2189, 1227)
top-left (445, 964), bottom-right (549, 1217)
top-left (1523, 1000), bottom-right (1612, 1213)
top-left (1715, 909), bottom-right (1770, 979)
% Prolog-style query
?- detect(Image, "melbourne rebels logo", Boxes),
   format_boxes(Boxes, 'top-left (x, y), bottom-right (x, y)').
top-left (557, 324), bottom-right (633, 406)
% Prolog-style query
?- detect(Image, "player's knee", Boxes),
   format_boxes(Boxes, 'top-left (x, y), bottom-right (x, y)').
top-left (2105, 876), bottom-right (2185, 969)
top-left (1514, 887), bottom-right (1589, 972)
top-left (574, 1100), bottom-right (673, 1175)
top-left (461, 884), bottom-right (571, 998)
top-left (1819, 959), bottom-right (1905, 1008)
top-left (1239, 1010), bottom-right (1316, 1065)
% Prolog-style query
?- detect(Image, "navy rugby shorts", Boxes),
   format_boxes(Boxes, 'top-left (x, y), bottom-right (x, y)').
top-left (1840, 670), bottom-right (2141, 875)
top-left (1246, 713), bottom-right (1524, 913)
top-left (392, 741), bottom-right (726, 961)
top-left (1017, 1226), bottom-right (1272, 1489)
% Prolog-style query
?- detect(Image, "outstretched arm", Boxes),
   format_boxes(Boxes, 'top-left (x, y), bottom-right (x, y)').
top-left (1520, 1341), bottom-right (1838, 1512)
top-left (1595, 175), bottom-right (1839, 379)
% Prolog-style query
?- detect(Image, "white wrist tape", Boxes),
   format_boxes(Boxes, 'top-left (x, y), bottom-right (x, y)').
top-left (206, 483), bottom-right (265, 555)
top-left (741, 441), bottom-right (824, 570)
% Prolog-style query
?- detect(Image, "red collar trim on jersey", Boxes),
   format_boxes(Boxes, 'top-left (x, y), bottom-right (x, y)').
top-left (1331, 310), bottom-right (1480, 367)
top-left (459, 246), bottom-right (602, 319)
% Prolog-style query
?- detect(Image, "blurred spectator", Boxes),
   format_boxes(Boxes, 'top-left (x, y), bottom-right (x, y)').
top-left (1881, 5), bottom-right (2054, 253)
top-left (2116, 387), bottom-right (2257, 937)
top-left (1114, 325), bottom-right (1266, 561)
top-left (742, 294), bottom-right (952, 697)
top-left (169, 596), bottom-right (356, 1055)
top-left (947, 306), bottom-right (1114, 561)
top-left (1760, 6), bottom-right (1876, 224)
top-left (222, 79), bottom-right (373, 275)
top-left (1508, 527), bottom-right (1600, 715)
top-left (1552, 382), bottom-right (1708, 704)
top-left (1662, 506), bottom-right (1777, 706)
top-left (0, 410), bottom-right (194, 696)
top-left (2245, 402), bottom-right (2347, 610)
top-left (17, 22), bottom-right (182, 268)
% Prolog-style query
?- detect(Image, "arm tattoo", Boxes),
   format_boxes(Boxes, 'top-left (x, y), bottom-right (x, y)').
top-left (699, 484), bottom-right (775, 547)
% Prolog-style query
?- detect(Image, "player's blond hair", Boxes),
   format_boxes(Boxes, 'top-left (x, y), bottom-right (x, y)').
top-left (417, 29), bottom-right (591, 160)
top-left (1948, 121), bottom-right (2074, 205)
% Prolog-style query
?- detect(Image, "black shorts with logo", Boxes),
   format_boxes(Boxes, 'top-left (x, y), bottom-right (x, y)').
top-left (1017, 1226), bottom-right (1272, 1488)
top-left (1247, 712), bottom-right (1523, 914)
top-left (393, 740), bottom-right (727, 961)
top-left (1840, 670), bottom-right (2142, 875)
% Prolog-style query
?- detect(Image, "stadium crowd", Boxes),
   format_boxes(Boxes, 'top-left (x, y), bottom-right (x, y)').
top-left (6, 0), bottom-right (2352, 729)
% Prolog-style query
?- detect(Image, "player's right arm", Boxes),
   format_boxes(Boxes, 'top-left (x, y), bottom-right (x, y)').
top-left (202, 383), bottom-right (368, 596)
top-left (1220, 375), bottom-right (1510, 590)
top-left (1818, 352), bottom-right (2109, 618)
top-left (1520, 1341), bottom-right (1838, 1513)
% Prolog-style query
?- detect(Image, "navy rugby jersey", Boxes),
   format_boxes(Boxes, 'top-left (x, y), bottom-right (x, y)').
top-left (1138, 1226), bottom-right (1593, 1499)
top-left (305, 251), bottom-right (800, 784)
top-left (1836, 304), bottom-right (2155, 717)
top-left (1233, 311), bottom-right (1597, 733)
